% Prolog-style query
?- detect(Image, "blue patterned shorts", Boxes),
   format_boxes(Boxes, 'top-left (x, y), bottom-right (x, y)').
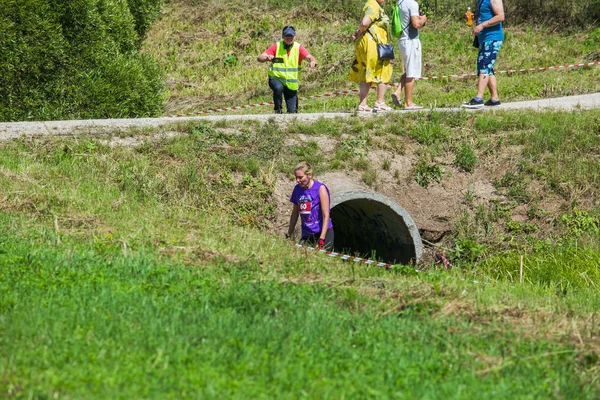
top-left (477, 40), bottom-right (503, 75)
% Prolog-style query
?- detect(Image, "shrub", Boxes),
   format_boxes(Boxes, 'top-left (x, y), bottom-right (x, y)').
top-left (0, 0), bottom-right (67, 121)
top-left (126, 0), bottom-right (164, 41)
top-left (0, 0), bottom-right (165, 122)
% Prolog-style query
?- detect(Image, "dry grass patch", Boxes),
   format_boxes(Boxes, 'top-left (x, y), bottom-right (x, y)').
top-left (441, 299), bottom-right (600, 355)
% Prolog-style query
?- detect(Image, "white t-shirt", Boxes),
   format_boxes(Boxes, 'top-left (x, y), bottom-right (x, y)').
top-left (398, 0), bottom-right (420, 40)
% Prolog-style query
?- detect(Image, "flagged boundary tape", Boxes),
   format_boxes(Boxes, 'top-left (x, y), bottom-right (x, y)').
top-left (167, 61), bottom-right (599, 117)
top-left (294, 243), bottom-right (490, 286)
top-left (296, 243), bottom-right (396, 270)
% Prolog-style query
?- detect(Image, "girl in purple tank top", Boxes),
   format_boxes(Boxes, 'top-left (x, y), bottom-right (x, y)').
top-left (286, 161), bottom-right (334, 250)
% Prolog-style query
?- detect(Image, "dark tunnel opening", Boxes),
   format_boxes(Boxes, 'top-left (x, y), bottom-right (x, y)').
top-left (330, 191), bottom-right (422, 265)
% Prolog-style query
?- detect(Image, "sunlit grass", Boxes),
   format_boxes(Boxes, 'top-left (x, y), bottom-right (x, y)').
top-left (2, 107), bottom-right (600, 397)
top-left (1, 211), bottom-right (600, 398)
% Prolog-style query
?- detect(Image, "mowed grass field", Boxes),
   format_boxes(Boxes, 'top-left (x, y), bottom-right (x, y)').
top-left (1, 108), bottom-right (600, 397)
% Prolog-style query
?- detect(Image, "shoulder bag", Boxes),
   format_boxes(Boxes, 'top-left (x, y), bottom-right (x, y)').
top-left (366, 5), bottom-right (395, 61)
top-left (370, 33), bottom-right (395, 60)
top-left (367, 28), bottom-right (394, 60)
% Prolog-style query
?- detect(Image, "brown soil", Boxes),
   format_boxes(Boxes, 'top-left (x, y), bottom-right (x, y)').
top-left (273, 130), bottom-right (570, 260)
top-left (274, 138), bottom-right (505, 244)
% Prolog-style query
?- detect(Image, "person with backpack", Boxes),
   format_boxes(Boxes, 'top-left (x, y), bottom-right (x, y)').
top-left (257, 26), bottom-right (318, 113)
top-left (391, 0), bottom-right (427, 110)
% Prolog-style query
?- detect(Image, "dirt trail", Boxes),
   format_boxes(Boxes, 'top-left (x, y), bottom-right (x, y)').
top-left (1, 93), bottom-right (599, 140)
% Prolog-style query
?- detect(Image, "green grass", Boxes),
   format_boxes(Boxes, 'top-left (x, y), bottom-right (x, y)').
top-left (3, 1), bottom-right (600, 396)
top-left (453, 141), bottom-right (478, 172)
top-left (2, 213), bottom-right (600, 398)
top-left (1, 109), bottom-right (599, 249)
top-left (2, 108), bottom-right (600, 397)
top-left (481, 244), bottom-right (600, 290)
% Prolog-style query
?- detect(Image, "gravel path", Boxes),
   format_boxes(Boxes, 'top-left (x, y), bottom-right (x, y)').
top-left (1, 93), bottom-right (599, 141)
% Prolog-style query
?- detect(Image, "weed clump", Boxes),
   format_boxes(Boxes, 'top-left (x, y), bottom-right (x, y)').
top-left (413, 157), bottom-right (445, 188)
top-left (453, 142), bottom-right (478, 172)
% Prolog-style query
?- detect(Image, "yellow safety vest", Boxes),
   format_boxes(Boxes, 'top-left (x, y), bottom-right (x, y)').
top-left (268, 41), bottom-right (300, 91)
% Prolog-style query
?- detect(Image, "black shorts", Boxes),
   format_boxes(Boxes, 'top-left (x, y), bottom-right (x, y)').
top-left (300, 229), bottom-right (334, 251)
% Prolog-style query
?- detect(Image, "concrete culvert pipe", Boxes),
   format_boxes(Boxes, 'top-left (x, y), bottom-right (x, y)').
top-left (330, 190), bottom-right (423, 265)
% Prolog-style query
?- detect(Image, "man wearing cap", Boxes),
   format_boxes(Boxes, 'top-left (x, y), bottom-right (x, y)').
top-left (257, 26), bottom-right (318, 113)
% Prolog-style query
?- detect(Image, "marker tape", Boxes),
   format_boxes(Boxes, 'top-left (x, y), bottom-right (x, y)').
top-left (295, 243), bottom-right (489, 285)
top-left (167, 61), bottom-right (599, 117)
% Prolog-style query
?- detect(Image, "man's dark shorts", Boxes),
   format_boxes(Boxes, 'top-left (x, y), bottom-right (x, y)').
top-left (477, 40), bottom-right (503, 75)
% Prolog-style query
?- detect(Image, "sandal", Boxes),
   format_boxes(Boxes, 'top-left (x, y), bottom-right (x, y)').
top-left (374, 102), bottom-right (393, 112)
top-left (391, 93), bottom-right (402, 108)
top-left (357, 104), bottom-right (372, 113)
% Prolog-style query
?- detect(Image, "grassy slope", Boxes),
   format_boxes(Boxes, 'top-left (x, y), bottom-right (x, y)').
top-left (143, 0), bottom-right (600, 115)
top-left (1, 109), bottom-right (600, 397)
top-left (1, 217), bottom-right (599, 398)
top-left (2, 0), bottom-right (600, 397)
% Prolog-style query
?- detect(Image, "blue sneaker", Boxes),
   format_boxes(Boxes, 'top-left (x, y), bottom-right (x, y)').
top-left (462, 98), bottom-right (484, 108)
top-left (484, 99), bottom-right (501, 107)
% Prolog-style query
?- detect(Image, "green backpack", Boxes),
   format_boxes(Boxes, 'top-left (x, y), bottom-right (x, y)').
top-left (391, 4), bottom-right (402, 37)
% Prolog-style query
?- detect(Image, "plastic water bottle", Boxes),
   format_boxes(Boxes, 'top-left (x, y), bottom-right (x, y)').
top-left (465, 7), bottom-right (474, 26)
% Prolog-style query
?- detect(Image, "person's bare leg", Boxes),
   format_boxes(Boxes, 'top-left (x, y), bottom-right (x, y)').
top-left (404, 77), bottom-right (415, 107)
top-left (487, 75), bottom-right (499, 100)
top-left (376, 83), bottom-right (387, 104)
top-left (394, 73), bottom-right (405, 98)
top-left (359, 81), bottom-right (371, 107)
top-left (476, 74), bottom-right (489, 99)
top-left (392, 73), bottom-right (405, 107)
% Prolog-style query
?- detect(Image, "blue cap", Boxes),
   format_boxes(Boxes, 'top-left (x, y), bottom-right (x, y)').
top-left (282, 26), bottom-right (296, 37)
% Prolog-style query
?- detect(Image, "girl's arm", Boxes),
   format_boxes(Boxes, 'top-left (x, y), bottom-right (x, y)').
top-left (286, 204), bottom-right (299, 238)
top-left (318, 185), bottom-right (331, 244)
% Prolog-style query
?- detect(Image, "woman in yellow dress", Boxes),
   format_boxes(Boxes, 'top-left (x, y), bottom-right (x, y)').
top-left (349, 0), bottom-right (393, 113)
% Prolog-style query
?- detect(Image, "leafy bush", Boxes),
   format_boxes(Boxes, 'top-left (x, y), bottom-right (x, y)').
top-left (70, 52), bottom-right (165, 119)
top-left (0, 0), bottom-right (165, 122)
top-left (126, 0), bottom-right (164, 41)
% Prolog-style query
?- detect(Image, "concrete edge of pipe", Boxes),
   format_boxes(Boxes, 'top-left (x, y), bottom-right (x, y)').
top-left (330, 190), bottom-right (423, 265)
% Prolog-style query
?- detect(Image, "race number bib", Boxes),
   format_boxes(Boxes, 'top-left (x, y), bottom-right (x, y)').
top-left (298, 195), bottom-right (312, 215)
